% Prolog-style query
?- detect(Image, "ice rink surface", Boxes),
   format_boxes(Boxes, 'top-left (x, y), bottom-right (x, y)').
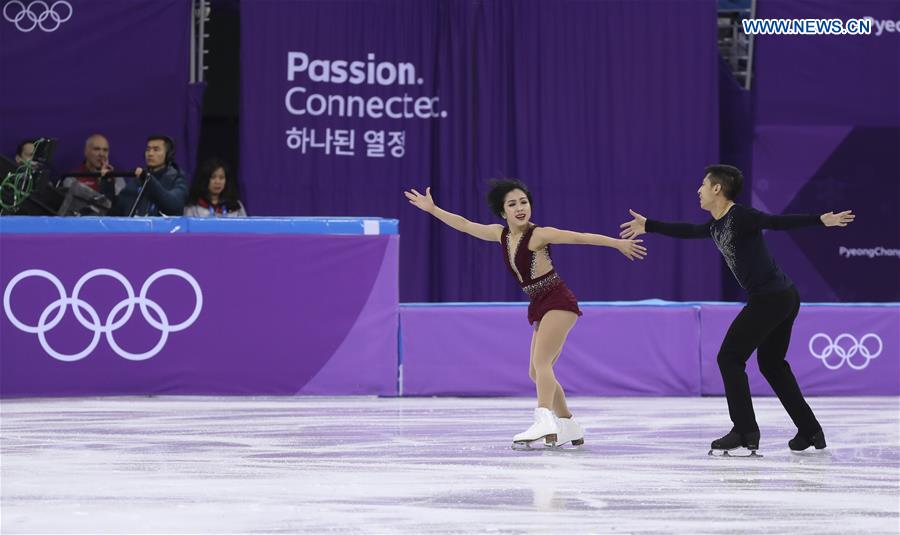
top-left (2, 396), bottom-right (898, 534)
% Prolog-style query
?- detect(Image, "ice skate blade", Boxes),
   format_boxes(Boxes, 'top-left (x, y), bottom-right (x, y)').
top-left (512, 433), bottom-right (559, 451)
top-left (544, 442), bottom-right (585, 451)
top-left (547, 437), bottom-right (585, 449)
top-left (790, 448), bottom-right (829, 455)
top-left (708, 448), bottom-right (763, 458)
top-left (514, 441), bottom-right (585, 452)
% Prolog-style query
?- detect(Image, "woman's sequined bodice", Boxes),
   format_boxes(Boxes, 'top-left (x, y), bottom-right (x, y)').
top-left (501, 226), bottom-right (561, 299)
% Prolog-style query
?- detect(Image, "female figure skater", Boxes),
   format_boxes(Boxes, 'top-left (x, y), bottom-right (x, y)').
top-left (405, 179), bottom-right (647, 448)
top-left (620, 165), bottom-right (854, 456)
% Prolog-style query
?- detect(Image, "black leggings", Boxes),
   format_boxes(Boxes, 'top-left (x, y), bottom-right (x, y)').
top-left (717, 285), bottom-right (821, 435)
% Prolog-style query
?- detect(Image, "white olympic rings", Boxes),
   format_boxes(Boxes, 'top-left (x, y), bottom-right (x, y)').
top-left (3, 268), bottom-right (202, 361)
top-left (808, 333), bottom-right (883, 371)
top-left (3, 1), bottom-right (72, 33)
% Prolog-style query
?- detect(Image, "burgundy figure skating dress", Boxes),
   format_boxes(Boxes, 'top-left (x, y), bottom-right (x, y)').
top-left (501, 225), bottom-right (582, 324)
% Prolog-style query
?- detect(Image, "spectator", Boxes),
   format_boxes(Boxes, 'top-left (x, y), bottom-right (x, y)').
top-left (14, 139), bottom-right (34, 164)
top-left (65, 134), bottom-right (125, 202)
top-left (184, 158), bottom-right (247, 217)
top-left (113, 135), bottom-right (187, 216)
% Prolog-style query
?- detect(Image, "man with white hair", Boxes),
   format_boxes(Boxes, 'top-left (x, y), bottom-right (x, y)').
top-left (67, 134), bottom-right (125, 200)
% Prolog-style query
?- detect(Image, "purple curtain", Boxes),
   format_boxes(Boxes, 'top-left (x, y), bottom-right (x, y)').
top-left (241, 0), bottom-right (721, 302)
top-left (185, 82), bottom-right (208, 178)
top-left (718, 57), bottom-right (755, 300)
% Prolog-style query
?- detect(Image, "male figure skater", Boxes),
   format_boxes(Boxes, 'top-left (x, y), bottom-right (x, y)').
top-left (620, 165), bottom-right (854, 455)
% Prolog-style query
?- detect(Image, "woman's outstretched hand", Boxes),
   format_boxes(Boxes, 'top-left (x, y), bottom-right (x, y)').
top-left (404, 187), bottom-right (436, 214)
top-left (820, 210), bottom-right (854, 227)
top-left (616, 238), bottom-right (647, 261)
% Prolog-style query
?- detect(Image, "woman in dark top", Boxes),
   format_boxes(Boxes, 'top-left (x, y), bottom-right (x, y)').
top-left (620, 164), bottom-right (854, 455)
top-left (405, 179), bottom-right (647, 448)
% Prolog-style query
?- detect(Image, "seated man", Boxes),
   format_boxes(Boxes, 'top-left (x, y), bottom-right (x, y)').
top-left (112, 135), bottom-right (187, 216)
top-left (67, 134), bottom-right (125, 200)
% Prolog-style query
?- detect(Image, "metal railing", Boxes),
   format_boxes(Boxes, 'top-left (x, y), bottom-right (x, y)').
top-left (717, 0), bottom-right (756, 89)
top-left (190, 0), bottom-right (210, 83)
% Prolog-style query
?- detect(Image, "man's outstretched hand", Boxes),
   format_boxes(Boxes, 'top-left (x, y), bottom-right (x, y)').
top-left (619, 209), bottom-right (647, 239)
top-left (820, 210), bottom-right (854, 227)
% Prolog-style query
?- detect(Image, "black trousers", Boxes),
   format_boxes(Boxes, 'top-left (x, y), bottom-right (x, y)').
top-left (717, 285), bottom-right (821, 436)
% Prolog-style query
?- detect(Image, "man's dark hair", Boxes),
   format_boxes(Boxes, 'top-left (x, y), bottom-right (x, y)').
top-left (486, 178), bottom-right (533, 218)
top-left (147, 134), bottom-right (176, 165)
top-left (705, 164), bottom-right (744, 200)
top-left (188, 157), bottom-right (242, 211)
top-left (15, 139), bottom-right (34, 158)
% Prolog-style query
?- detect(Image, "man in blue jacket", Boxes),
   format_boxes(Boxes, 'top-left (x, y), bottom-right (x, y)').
top-left (113, 135), bottom-right (187, 216)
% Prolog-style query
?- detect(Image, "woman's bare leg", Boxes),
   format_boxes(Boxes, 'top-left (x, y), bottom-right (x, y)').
top-left (532, 310), bottom-right (578, 410)
top-left (528, 324), bottom-right (572, 418)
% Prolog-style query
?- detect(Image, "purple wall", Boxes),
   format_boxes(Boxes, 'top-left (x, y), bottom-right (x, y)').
top-left (402, 302), bottom-right (899, 397)
top-left (750, 1), bottom-right (900, 301)
top-left (2, 222), bottom-right (894, 398)
top-left (240, 0), bottom-right (722, 303)
top-left (3, 0), bottom-right (894, 303)
top-left (402, 303), bottom-right (703, 397)
top-left (700, 304), bottom-right (899, 396)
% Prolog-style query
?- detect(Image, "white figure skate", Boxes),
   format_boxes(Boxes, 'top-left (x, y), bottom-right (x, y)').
top-left (554, 416), bottom-right (585, 447)
top-left (512, 408), bottom-right (559, 450)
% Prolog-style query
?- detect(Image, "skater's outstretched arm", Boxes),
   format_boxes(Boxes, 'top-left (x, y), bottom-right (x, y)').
top-left (747, 207), bottom-right (855, 231)
top-left (404, 186), bottom-right (503, 242)
top-left (531, 227), bottom-right (647, 261)
top-left (620, 209), bottom-right (711, 240)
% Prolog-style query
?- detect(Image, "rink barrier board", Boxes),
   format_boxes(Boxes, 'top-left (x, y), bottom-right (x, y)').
top-left (0, 217), bottom-right (399, 397)
top-left (1, 217), bottom-right (896, 397)
top-left (400, 302), bottom-right (899, 396)
top-left (0, 216), bottom-right (399, 235)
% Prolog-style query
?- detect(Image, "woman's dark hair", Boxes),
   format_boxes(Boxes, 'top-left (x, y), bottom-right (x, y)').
top-left (486, 178), bottom-right (533, 218)
top-left (187, 158), bottom-right (242, 210)
top-left (705, 164), bottom-right (744, 201)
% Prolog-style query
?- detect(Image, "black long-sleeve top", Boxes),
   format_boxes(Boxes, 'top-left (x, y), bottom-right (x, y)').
top-left (645, 204), bottom-right (824, 295)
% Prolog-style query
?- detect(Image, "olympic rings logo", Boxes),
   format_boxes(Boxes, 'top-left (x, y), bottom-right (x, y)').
top-left (808, 333), bottom-right (883, 371)
top-left (3, 268), bottom-right (203, 361)
top-left (3, 1), bottom-right (72, 33)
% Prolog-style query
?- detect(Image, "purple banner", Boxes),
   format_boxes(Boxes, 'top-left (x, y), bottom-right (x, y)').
top-left (240, 0), bottom-right (722, 303)
top-left (0, 233), bottom-right (399, 397)
top-left (401, 304), bottom-right (701, 396)
top-left (751, 128), bottom-right (900, 302)
top-left (0, 0), bottom-right (197, 175)
top-left (700, 305), bottom-right (899, 396)
top-left (751, 1), bottom-right (900, 301)
top-left (755, 1), bottom-right (900, 126)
